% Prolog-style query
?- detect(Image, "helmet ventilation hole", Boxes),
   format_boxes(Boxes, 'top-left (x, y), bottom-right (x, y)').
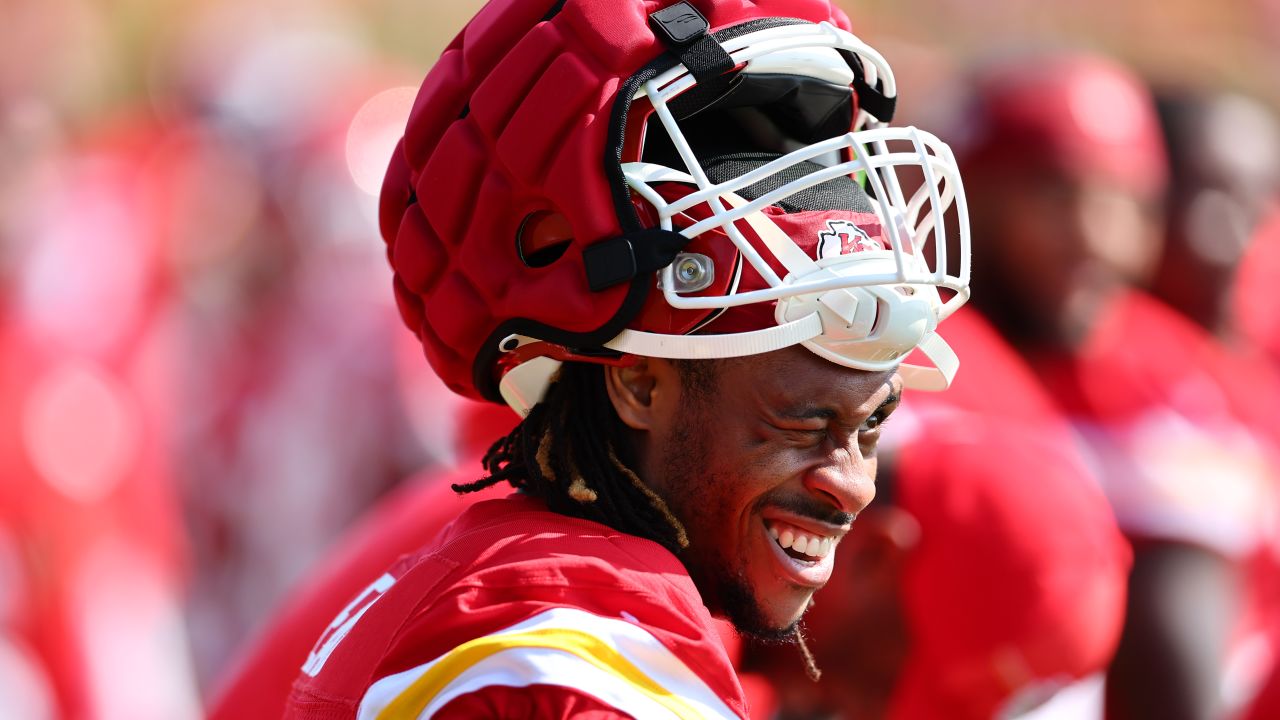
top-left (516, 209), bottom-right (573, 268)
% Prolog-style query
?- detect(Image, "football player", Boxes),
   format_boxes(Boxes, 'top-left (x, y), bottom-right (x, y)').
top-left (1151, 87), bottom-right (1280, 720)
top-left (286, 0), bottom-right (971, 716)
top-left (957, 52), bottom-right (1280, 720)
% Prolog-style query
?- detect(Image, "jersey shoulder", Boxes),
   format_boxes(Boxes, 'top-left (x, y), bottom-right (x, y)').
top-left (285, 494), bottom-right (746, 719)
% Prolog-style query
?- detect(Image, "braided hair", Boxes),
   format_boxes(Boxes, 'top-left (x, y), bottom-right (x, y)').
top-left (453, 360), bottom-right (715, 555)
top-left (457, 358), bottom-right (824, 680)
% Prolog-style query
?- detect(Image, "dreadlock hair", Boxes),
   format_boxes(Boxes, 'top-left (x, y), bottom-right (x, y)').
top-left (794, 626), bottom-right (822, 682)
top-left (453, 360), bottom-right (716, 555)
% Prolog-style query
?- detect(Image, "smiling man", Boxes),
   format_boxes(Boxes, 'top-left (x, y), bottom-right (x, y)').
top-left (622, 351), bottom-right (897, 640)
top-left (284, 0), bottom-right (969, 717)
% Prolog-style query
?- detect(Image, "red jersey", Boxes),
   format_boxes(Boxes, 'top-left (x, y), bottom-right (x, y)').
top-left (1032, 291), bottom-right (1280, 714)
top-left (1236, 210), bottom-right (1280, 370)
top-left (908, 305), bottom-right (1064, 427)
top-left (1032, 290), bottom-right (1279, 558)
top-left (283, 494), bottom-right (747, 719)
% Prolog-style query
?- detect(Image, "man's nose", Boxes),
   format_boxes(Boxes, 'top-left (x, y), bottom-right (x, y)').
top-left (802, 447), bottom-right (876, 515)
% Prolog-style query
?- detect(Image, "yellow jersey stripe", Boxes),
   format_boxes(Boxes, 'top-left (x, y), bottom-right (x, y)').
top-left (375, 626), bottom-right (706, 719)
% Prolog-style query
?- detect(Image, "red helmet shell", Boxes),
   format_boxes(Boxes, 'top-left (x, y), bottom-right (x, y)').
top-left (380, 0), bottom-right (853, 401)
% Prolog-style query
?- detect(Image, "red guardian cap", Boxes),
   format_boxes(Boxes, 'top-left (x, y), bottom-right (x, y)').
top-left (955, 52), bottom-right (1168, 199)
top-left (381, 0), bottom-right (972, 414)
top-left (889, 424), bottom-right (1131, 719)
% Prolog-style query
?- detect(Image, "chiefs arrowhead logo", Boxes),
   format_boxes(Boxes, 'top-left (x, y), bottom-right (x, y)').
top-left (817, 219), bottom-right (880, 260)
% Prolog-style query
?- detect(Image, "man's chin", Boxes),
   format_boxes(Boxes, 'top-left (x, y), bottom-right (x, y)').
top-left (717, 575), bottom-right (806, 644)
top-left (732, 617), bottom-right (801, 645)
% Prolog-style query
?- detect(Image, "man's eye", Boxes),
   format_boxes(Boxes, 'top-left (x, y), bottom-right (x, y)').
top-left (773, 423), bottom-right (827, 442)
top-left (787, 426), bottom-right (827, 438)
top-left (860, 411), bottom-right (889, 433)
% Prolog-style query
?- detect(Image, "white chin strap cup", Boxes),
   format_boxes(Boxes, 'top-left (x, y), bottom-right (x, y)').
top-left (499, 355), bottom-right (562, 418)
top-left (897, 332), bottom-right (959, 392)
top-left (768, 253), bottom-right (961, 392)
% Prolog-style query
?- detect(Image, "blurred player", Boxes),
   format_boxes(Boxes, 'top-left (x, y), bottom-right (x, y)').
top-left (1147, 89), bottom-right (1280, 439)
top-left (0, 114), bottom-right (201, 719)
top-left (206, 402), bottom-right (515, 720)
top-left (284, 0), bottom-right (973, 716)
top-left (957, 52), bottom-right (1280, 720)
top-left (158, 35), bottom-right (439, 681)
top-left (1234, 211), bottom-right (1280, 371)
top-left (1151, 88), bottom-right (1280, 719)
top-left (1151, 90), bottom-right (1280, 349)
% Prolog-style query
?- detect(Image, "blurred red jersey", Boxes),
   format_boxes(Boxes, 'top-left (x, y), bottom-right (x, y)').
top-left (0, 120), bottom-right (197, 719)
top-left (908, 305), bottom-right (1065, 427)
top-left (1032, 290), bottom-right (1279, 557)
top-left (851, 311), bottom-right (1128, 718)
top-left (281, 493), bottom-right (747, 719)
top-left (1033, 290), bottom-right (1280, 712)
top-left (1236, 211), bottom-right (1280, 370)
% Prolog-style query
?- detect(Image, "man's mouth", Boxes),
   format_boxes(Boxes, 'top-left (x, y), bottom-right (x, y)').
top-left (765, 520), bottom-right (836, 561)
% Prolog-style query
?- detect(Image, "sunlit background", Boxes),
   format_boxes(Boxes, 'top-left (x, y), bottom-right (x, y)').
top-left (1, 1), bottom-right (1278, 718)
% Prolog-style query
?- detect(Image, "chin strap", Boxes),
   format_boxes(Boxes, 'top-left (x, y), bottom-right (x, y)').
top-left (583, 227), bottom-right (690, 292)
top-left (648, 2), bottom-right (741, 120)
top-left (895, 331), bottom-right (959, 392)
top-left (605, 311), bottom-right (824, 358)
top-left (497, 320), bottom-right (959, 416)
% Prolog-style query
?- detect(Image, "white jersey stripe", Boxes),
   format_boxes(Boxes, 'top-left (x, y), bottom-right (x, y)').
top-left (357, 607), bottom-right (741, 719)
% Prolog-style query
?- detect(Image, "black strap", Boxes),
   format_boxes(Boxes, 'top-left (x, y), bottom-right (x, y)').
top-left (847, 51), bottom-right (897, 123)
top-left (583, 228), bottom-right (689, 292)
top-left (649, 3), bottom-right (739, 120)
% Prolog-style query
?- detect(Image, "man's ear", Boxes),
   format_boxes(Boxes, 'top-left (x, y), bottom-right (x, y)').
top-left (605, 357), bottom-right (675, 431)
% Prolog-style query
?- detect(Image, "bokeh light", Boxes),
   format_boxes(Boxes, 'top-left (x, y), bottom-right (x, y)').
top-left (346, 86), bottom-right (418, 197)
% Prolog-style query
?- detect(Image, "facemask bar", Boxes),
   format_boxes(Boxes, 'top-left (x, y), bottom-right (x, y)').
top-left (625, 22), bottom-right (971, 320)
top-left (624, 129), bottom-right (968, 309)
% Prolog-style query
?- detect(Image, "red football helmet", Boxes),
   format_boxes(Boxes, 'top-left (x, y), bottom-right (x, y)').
top-left (381, 0), bottom-right (970, 413)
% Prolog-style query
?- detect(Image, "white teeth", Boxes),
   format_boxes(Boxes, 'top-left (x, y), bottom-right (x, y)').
top-left (804, 537), bottom-right (820, 556)
top-left (767, 522), bottom-right (835, 559)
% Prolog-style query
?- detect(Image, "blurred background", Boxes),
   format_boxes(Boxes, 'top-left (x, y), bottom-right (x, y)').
top-left (1, 1), bottom-right (1278, 719)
